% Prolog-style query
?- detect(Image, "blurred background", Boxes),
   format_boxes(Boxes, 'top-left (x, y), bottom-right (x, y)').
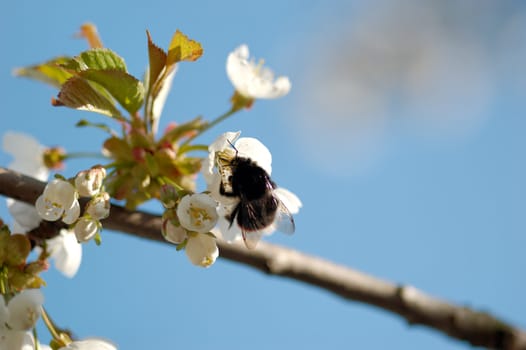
top-left (1, 0), bottom-right (525, 349)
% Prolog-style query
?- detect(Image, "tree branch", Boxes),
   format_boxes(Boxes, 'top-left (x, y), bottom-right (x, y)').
top-left (0, 166), bottom-right (525, 350)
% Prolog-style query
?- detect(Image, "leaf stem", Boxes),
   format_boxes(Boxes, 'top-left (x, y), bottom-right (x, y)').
top-left (181, 107), bottom-right (238, 147)
top-left (64, 152), bottom-right (108, 160)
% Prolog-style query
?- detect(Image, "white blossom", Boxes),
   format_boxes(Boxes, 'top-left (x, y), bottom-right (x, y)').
top-left (226, 44), bottom-right (291, 99)
top-left (5, 289), bottom-right (44, 331)
top-left (75, 166), bottom-right (106, 197)
top-left (58, 338), bottom-right (117, 350)
top-left (176, 193), bottom-right (218, 234)
top-left (35, 179), bottom-right (80, 224)
top-left (185, 233), bottom-right (219, 267)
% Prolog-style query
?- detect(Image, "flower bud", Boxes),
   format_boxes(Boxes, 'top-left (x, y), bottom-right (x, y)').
top-left (75, 166), bottom-right (106, 197)
top-left (85, 192), bottom-right (111, 220)
top-left (73, 217), bottom-right (100, 242)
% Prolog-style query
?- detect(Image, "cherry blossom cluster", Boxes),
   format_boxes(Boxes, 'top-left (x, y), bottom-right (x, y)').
top-left (35, 166), bottom-right (110, 243)
top-left (3, 132), bottom-right (82, 279)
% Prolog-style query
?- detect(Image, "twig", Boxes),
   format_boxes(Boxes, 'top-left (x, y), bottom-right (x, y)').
top-left (0, 167), bottom-right (525, 350)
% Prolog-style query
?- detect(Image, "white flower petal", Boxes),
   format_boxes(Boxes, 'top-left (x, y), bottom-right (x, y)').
top-left (74, 167), bottom-right (106, 197)
top-left (6, 199), bottom-right (41, 232)
top-left (7, 289), bottom-right (43, 331)
top-left (48, 180), bottom-right (78, 210)
top-left (185, 234), bottom-right (219, 267)
top-left (161, 220), bottom-right (187, 244)
top-left (37, 343), bottom-right (53, 350)
top-left (226, 44), bottom-right (291, 99)
top-left (62, 199), bottom-right (81, 225)
top-left (47, 229), bottom-right (82, 278)
top-left (0, 297), bottom-right (8, 329)
top-left (85, 192), bottom-right (110, 220)
top-left (3, 132), bottom-right (48, 180)
top-left (9, 160), bottom-right (49, 181)
top-left (35, 195), bottom-right (63, 221)
top-left (234, 137), bottom-right (272, 175)
top-left (58, 338), bottom-right (117, 350)
top-left (214, 206), bottom-right (243, 242)
top-left (73, 217), bottom-right (100, 242)
top-left (0, 330), bottom-right (34, 350)
top-left (209, 131), bottom-right (241, 154)
top-left (20, 331), bottom-right (36, 350)
top-left (3, 132), bottom-right (42, 160)
top-left (273, 187), bottom-right (302, 215)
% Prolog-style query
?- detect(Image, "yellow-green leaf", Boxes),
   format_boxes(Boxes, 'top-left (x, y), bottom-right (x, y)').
top-left (9, 271), bottom-right (46, 291)
top-left (74, 48), bottom-right (127, 72)
top-left (166, 30), bottom-right (203, 67)
top-left (53, 76), bottom-right (124, 120)
top-left (79, 69), bottom-right (145, 114)
top-left (14, 56), bottom-right (74, 88)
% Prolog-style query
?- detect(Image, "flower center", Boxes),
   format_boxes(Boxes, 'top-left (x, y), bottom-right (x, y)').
top-left (187, 206), bottom-right (211, 229)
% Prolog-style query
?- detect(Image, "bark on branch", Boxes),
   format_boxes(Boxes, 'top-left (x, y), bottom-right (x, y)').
top-left (0, 166), bottom-right (525, 350)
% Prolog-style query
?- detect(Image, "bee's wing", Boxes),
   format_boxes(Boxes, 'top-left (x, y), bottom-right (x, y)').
top-left (236, 195), bottom-right (295, 249)
top-left (242, 230), bottom-right (264, 249)
top-left (273, 200), bottom-right (295, 235)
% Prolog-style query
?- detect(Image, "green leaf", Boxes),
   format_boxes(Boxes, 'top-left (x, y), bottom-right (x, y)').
top-left (166, 30), bottom-right (203, 67)
top-left (79, 69), bottom-right (145, 114)
top-left (13, 56), bottom-right (74, 88)
top-left (74, 48), bottom-right (127, 72)
top-left (53, 76), bottom-right (125, 120)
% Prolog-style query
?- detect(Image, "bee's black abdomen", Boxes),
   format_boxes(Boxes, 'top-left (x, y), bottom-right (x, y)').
top-left (236, 195), bottom-right (279, 231)
top-left (230, 158), bottom-right (274, 201)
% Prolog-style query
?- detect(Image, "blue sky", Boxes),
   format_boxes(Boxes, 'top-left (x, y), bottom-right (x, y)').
top-left (1, 1), bottom-right (525, 349)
